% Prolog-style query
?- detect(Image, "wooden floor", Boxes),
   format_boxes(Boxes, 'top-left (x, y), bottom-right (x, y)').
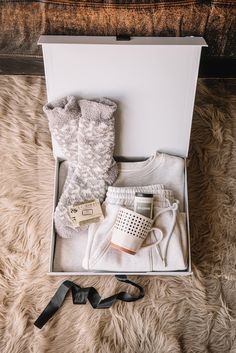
top-left (0, 55), bottom-right (235, 78)
top-left (0, 56), bottom-right (44, 76)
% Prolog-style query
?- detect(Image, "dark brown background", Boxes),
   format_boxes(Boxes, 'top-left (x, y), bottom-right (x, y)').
top-left (0, 1), bottom-right (236, 76)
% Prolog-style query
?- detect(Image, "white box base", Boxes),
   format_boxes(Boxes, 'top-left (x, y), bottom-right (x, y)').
top-left (49, 157), bottom-right (192, 276)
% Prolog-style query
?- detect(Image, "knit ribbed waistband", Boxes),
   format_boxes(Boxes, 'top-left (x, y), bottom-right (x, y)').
top-left (105, 185), bottom-right (174, 208)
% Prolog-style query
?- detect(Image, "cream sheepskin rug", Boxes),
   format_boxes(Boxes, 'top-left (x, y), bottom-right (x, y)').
top-left (0, 76), bottom-right (235, 353)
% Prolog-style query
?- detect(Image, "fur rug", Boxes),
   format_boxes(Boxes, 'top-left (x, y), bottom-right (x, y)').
top-left (0, 76), bottom-right (235, 353)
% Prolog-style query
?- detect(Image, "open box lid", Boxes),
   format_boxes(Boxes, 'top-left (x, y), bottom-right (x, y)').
top-left (38, 36), bottom-right (207, 159)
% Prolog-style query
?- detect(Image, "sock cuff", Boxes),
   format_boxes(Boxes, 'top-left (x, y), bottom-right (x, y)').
top-left (79, 98), bottom-right (117, 122)
top-left (43, 96), bottom-right (80, 128)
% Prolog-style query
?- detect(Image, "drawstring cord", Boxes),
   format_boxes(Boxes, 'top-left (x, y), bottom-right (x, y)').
top-left (151, 200), bottom-right (179, 267)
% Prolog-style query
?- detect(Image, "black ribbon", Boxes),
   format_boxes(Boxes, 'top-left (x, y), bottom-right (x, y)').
top-left (34, 275), bottom-right (144, 329)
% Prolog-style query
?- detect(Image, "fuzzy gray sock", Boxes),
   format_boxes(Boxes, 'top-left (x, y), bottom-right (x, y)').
top-left (43, 96), bottom-right (80, 163)
top-left (43, 96), bottom-right (81, 190)
top-left (55, 98), bottom-right (118, 238)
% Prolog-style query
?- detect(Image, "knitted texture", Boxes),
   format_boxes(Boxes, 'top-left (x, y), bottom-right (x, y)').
top-left (54, 98), bottom-right (118, 238)
top-left (43, 95), bottom-right (81, 192)
top-left (43, 96), bottom-right (80, 164)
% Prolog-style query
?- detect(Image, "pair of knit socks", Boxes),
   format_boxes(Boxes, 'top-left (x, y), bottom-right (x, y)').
top-left (44, 96), bottom-right (118, 238)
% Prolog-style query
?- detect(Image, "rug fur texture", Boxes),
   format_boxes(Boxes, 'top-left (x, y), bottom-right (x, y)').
top-left (0, 76), bottom-right (236, 353)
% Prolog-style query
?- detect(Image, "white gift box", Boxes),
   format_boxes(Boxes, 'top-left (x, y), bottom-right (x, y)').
top-left (38, 35), bottom-right (207, 276)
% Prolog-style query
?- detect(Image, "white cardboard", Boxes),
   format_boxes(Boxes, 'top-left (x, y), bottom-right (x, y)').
top-left (38, 35), bottom-right (207, 276)
top-left (39, 35), bottom-right (207, 158)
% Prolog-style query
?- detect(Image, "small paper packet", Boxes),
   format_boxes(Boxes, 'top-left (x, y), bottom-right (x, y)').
top-left (68, 199), bottom-right (104, 227)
